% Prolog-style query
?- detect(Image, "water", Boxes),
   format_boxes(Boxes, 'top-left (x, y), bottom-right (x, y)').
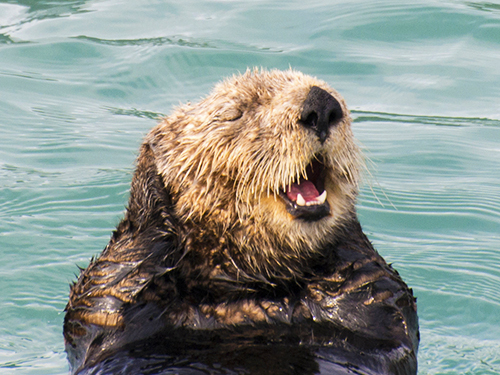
top-left (0, 0), bottom-right (499, 374)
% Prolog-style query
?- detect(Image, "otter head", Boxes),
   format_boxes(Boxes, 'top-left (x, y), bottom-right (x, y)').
top-left (147, 69), bottom-right (361, 271)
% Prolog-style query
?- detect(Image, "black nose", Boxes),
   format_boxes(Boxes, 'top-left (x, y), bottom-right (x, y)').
top-left (300, 86), bottom-right (343, 143)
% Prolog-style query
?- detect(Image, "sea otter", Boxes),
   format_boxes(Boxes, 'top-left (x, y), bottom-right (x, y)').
top-left (64, 69), bottom-right (419, 375)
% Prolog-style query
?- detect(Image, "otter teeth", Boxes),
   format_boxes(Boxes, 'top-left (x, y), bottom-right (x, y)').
top-left (317, 190), bottom-right (327, 204)
top-left (296, 191), bottom-right (327, 207)
top-left (296, 193), bottom-right (307, 206)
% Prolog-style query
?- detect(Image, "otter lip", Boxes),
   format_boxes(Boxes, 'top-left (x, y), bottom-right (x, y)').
top-left (280, 157), bottom-right (330, 221)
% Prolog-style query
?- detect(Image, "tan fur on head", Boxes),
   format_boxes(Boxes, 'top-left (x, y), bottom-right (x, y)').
top-left (146, 68), bottom-right (362, 275)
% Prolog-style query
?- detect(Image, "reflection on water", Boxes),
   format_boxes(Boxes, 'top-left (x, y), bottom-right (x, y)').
top-left (0, 0), bottom-right (499, 374)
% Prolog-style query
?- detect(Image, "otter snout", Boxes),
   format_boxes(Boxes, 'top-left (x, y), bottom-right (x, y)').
top-left (300, 86), bottom-right (343, 143)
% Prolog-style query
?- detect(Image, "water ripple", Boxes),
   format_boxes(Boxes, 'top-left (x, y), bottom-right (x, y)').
top-left (419, 334), bottom-right (500, 374)
top-left (353, 110), bottom-right (500, 127)
top-left (0, 1), bottom-right (499, 374)
top-left (74, 35), bottom-right (284, 53)
top-left (103, 106), bottom-right (165, 120)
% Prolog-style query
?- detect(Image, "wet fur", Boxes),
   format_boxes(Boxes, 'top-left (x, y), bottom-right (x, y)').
top-left (64, 69), bottom-right (418, 374)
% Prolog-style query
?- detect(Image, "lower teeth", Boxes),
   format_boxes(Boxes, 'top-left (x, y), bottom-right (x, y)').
top-left (296, 190), bottom-right (327, 207)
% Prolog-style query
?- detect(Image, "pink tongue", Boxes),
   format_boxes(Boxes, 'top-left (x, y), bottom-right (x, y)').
top-left (286, 180), bottom-right (320, 202)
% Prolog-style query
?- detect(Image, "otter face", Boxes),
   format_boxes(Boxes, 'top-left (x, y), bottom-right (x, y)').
top-left (148, 69), bottom-right (361, 255)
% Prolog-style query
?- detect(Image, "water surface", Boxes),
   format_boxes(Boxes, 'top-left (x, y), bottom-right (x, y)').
top-left (1, 0), bottom-right (499, 374)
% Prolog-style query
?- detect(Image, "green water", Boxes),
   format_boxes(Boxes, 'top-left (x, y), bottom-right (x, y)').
top-left (0, 0), bottom-right (499, 374)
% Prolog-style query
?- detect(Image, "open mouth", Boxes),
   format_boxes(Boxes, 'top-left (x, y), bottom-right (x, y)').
top-left (279, 156), bottom-right (330, 221)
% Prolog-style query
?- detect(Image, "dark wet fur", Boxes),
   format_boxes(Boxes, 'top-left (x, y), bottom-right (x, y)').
top-left (64, 144), bottom-right (418, 375)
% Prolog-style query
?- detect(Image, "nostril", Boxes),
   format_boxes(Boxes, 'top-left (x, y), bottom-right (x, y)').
top-left (300, 86), bottom-right (343, 143)
top-left (302, 111), bottom-right (318, 129)
top-left (328, 107), bottom-right (342, 124)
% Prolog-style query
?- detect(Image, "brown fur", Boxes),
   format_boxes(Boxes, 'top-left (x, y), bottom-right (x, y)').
top-left (148, 69), bottom-right (360, 272)
top-left (64, 69), bottom-right (418, 375)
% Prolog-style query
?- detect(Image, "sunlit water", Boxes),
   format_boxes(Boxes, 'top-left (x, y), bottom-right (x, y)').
top-left (0, 1), bottom-right (499, 374)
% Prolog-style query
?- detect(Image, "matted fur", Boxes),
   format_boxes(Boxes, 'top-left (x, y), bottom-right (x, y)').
top-left (149, 69), bottom-right (360, 273)
top-left (64, 69), bottom-right (418, 375)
